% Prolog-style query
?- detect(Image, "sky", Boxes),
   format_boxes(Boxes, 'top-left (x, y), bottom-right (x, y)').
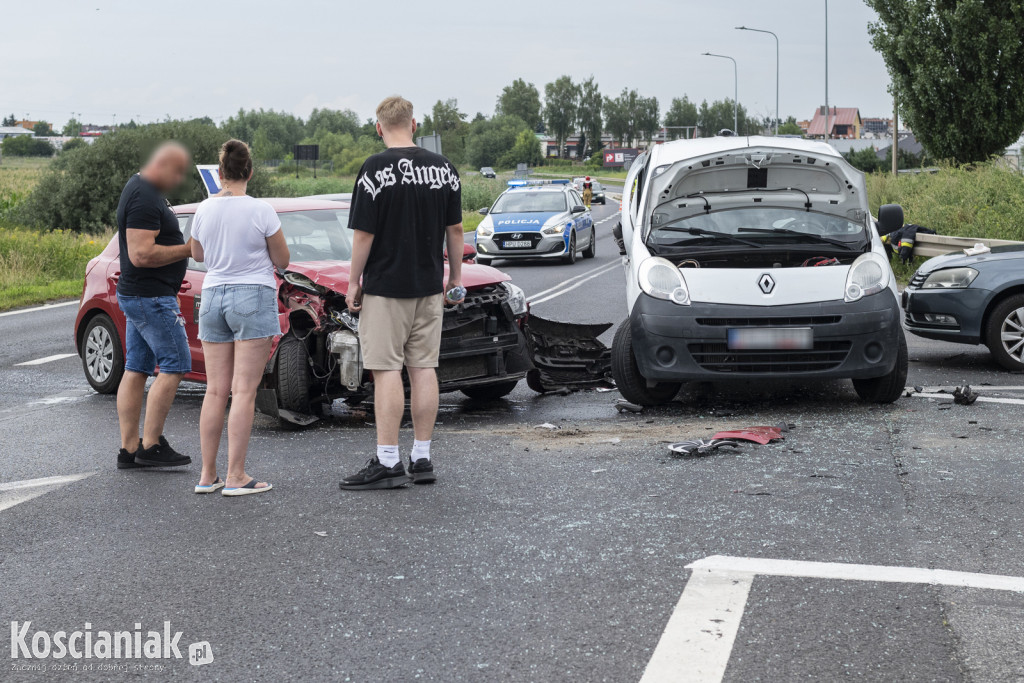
top-left (1, 0), bottom-right (892, 129)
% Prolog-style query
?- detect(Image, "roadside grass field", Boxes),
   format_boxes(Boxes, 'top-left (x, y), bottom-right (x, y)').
top-left (0, 228), bottom-right (109, 311)
top-left (0, 163), bottom-right (46, 218)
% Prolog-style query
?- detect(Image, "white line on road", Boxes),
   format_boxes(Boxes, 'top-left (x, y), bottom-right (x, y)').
top-left (0, 473), bottom-right (95, 513)
top-left (526, 260), bottom-right (620, 301)
top-left (14, 353), bottom-right (77, 367)
top-left (530, 261), bottom-right (622, 305)
top-left (908, 391), bottom-right (1024, 406)
top-left (643, 555), bottom-right (1024, 683)
top-left (0, 301), bottom-right (77, 318)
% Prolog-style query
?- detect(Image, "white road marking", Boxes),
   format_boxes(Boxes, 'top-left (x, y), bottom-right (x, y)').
top-left (14, 353), bottom-right (77, 367)
top-left (530, 261), bottom-right (622, 305)
top-left (640, 569), bottom-right (754, 683)
top-left (0, 473), bottom-right (95, 513)
top-left (526, 260), bottom-right (620, 301)
top-left (643, 555), bottom-right (1024, 683)
top-left (0, 301), bottom-right (77, 318)
top-left (908, 391), bottom-right (1024, 406)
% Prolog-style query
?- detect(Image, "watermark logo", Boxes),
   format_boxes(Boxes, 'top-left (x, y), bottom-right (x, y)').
top-left (10, 621), bottom-right (212, 666)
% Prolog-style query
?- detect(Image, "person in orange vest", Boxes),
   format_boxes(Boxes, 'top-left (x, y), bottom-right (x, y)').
top-left (582, 176), bottom-right (593, 208)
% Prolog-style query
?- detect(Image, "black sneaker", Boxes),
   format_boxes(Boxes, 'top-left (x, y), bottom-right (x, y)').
top-left (117, 440), bottom-right (154, 469)
top-left (409, 458), bottom-right (436, 484)
top-left (339, 457), bottom-right (410, 490)
top-left (134, 436), bottom-right (191, 467)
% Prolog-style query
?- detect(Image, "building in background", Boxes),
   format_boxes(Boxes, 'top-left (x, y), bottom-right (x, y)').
top-left (807, 107), bottom-right (862, 139)
top-left (862, 117), bottom-right (892, 138)
top-left (0, 126), bottom-right (33, 140)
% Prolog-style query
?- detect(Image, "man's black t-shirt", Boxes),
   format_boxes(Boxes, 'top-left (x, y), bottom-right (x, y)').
top-left (347, 147), bottom-right (462, 298)
top-left (116, 174), bottom-right (187, 297)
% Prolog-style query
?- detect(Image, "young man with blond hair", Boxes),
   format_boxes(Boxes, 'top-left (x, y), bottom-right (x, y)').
top-left (341, 96), bottom-right (464, 490)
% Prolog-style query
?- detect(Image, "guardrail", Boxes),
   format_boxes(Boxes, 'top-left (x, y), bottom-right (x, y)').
top-left (912, 233), bottom-right (1024, 258)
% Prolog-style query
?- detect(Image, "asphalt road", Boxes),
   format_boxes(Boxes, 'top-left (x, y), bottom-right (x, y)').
top-left (2, 198), bottom-right (1024, 682)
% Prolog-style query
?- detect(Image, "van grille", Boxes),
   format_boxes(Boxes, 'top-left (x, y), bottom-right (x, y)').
top-left (695, 316), bottom-right (841, 327)
top-left (688, 341), bottom-right (852, 373)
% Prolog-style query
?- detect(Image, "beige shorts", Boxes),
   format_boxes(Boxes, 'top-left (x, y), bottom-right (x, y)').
top-left (359, 293), bottom-right (444, 370)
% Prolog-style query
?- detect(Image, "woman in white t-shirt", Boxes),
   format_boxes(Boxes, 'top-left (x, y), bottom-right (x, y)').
top-left (190, 139), bottom-right (290, 497)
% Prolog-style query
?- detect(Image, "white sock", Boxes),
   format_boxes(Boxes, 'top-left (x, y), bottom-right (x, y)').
top-left (411, 440), bottom-right (431, 462)
top-left (377, 444), bottom-right (399, 468)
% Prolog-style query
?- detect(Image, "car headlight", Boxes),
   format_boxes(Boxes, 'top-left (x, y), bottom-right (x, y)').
top-left (844, 252), bottom-right (890, 302)
top-left (542, 222), bottom-right (567, 236)
top-left (922, 267), bottom-right (979, 289)
top-left (639, 257), bottom-right (690, 305)
top-left (476, 225), bottom-right (493, 238)
top-left (501, 282), bottom-right (528, 316)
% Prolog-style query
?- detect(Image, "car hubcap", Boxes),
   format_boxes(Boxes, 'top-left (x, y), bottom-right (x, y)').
top-left (1001, 307), bottom-right (1024, 363)
top-left (85, 325), bottom-right (114, 382)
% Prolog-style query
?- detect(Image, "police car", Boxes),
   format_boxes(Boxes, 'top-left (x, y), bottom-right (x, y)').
top-left (474, 179), bottom-right (595, 265)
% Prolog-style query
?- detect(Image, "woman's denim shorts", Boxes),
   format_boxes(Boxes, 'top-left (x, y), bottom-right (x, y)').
top-left (198, 284), bottom-right (281, 343)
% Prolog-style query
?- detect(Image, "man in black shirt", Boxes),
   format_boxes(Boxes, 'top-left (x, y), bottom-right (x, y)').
top-left (114, 142), bottom-right (194, 470)
top-left (340, 96), bottom-right (464, 490)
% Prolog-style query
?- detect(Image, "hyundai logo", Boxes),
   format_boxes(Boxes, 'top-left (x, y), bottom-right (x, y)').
top-left (511, 233), bottom-right (523, 239)
top-left (758, 273), bottom-right (776, 294)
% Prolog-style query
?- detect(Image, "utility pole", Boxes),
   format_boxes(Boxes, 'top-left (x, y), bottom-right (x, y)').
top-left (824, 0), bottom-right (830, 140)
top-left (892, 92), bottom-right (899, 176)
top-left (702, 52), bottom-right (738, 133)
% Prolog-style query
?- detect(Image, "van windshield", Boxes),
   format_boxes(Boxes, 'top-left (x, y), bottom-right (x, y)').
top-left (647, 206), bottom-right (867, 250)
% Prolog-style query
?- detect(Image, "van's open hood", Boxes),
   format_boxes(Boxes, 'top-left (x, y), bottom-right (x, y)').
top-left (645, 139), bottom-right (868, 228)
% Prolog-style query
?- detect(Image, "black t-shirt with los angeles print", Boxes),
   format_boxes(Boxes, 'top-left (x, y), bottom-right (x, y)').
top-left (347, 147), bottom-right (462, 298)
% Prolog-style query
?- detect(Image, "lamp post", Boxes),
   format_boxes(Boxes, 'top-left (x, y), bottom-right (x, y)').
top-left (702, 52), bottom-right (738, 133)
top-left (824, 0), bottom-right (830, 140)
top-left (736, 26), bottom-right (779, 135)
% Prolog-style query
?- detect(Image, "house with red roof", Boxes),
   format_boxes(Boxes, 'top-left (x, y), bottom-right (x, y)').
top-left (807, 107), bottom-right (862, 139)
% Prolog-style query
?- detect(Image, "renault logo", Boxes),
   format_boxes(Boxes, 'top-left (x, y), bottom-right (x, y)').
top-left (758, 273), bottom-right (775, 294)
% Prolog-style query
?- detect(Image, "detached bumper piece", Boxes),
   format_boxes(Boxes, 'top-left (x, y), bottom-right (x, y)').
top-left (523, 315), bottom-right (613, 392)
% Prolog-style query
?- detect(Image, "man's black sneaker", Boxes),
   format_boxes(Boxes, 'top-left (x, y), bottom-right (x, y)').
top-left (117, 440), bottom-right (154, 469)
top-left (409, 458), bottom-right (436, 484)
top-left (339, 457), bottom-right (411, 490)
top-left (134, 436), bottom-right (191, 467)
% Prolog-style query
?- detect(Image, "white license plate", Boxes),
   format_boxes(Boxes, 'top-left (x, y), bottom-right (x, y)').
top-left (728, 328), bottom-right (813, 350)
top-left (502, 240), bottom-right (532, 249)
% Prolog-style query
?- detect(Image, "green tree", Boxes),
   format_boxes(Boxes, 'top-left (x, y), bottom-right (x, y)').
top-left (60, 138), bottom-right (87, 154)
top-left (21, 121), bottom-right (269, 232)
top-left (603, 89), bottom-right (658, 145)
top-left (844, 146), bottom-right (882, 173)
top-left (62, 118), bottom-right (83, 137)
top-left (221, 108), bottom-right (304, 160)
top-left (867, 0), bottom-right (1024, 163)
top-left (777, 116), bottom-right (803, 136)
top-left (496, 79), bottom-right (542, 131)
top-left (464, 115), bottom-right (530, 168)
top-left (305, 108), bottom-right (361, 138)
top-left (502, 129), bottom-right (543, 168)
top-left (577, 77), bottom-right (603, 156)
top-left (636, 95), bottom-right (660, 143)
top-left (33, 121), bottom-right (52, 136)
top-left (698, 99), bottom-right (754, 136)
top-left (430, 99), bottom-right (468, 164)
top-left (664, 96), bottom-right (699, 139)
top-left (1, 135), bottom-right (55, 157)
top-left (2, 114), bottom-right (15, 127)
top-left (543, 76), bottom-right (580, 158)
top-left (604, 94), bottom-right (629, 146)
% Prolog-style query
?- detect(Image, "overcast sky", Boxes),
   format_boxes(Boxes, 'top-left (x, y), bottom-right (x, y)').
top-left (2, 0), bottom-right (892, 128)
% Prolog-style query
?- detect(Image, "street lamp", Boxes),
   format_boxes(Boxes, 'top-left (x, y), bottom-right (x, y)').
top-left (736, 26), bottom-right (779, 135)
top-left (702, 52), bottom-right (738, 133)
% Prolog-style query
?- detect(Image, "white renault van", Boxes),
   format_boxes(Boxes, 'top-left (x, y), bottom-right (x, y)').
top-left (612, 135), bottom-right (908, 405)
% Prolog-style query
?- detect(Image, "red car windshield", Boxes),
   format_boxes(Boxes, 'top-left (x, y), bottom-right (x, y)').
top-left (279, 209), bottom-right (353, 262)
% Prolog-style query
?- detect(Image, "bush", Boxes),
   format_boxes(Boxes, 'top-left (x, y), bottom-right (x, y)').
top-left (20, 121), bottom-right (270, 232)
top-left (1, 136), bottom-right (54, 157)
top-left (265, 176), bottom-right (354, 197)
top-left (866, 162), bottom-right (1024, 241)
top-left (460, 175), bottom-right (505, 212)
top-left (60, 138), bottom-right (87, 153)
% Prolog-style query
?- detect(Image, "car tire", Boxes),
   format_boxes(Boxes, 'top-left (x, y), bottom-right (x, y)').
top-left (985, 293), bottom-right (1024, 371)
top-left (461, 380), bottom-right (519, 400)
top-left (852, 330), bottom-right (908, 403)
top-left (611, 321), bottom-right (681, 405)
top-left (477, 256), bottom-right (492, 266)
top-left (276, 331), bottom-right (312, 414)
top-left (81, 313), bottom-right (124, 394)
top-left (582, 228), bottom-right (596, 258)
top-left (562, 231), bottom-right (577, 265)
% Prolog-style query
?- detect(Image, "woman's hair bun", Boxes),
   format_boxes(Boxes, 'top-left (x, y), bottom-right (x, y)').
top-left (219, 138), bottom-right (253, 182)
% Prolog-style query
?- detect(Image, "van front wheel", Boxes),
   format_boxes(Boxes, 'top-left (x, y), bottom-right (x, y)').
top-left (852, 331), bottom-right (908, 403)
top-left (611, 322), bottom-right (680, 405)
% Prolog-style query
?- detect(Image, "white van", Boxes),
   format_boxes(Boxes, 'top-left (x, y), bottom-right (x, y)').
top-left (612, 135), bottom-right (908, 405)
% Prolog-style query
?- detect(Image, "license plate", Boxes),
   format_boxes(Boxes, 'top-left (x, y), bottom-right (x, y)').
top-left (502, 240), bottom-right (532, 249)
top-left (728, 327), bottom-right (813, 350)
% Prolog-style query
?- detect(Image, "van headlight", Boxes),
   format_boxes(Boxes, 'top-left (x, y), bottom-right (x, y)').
top-left (639, 257), bottom-right (690, 305)
top-left (844, 252), bottom-right (890, 302)
top-left (922, 267), bottom-right (979, 289)
top-left (501, 282), bottom-right (528, 316)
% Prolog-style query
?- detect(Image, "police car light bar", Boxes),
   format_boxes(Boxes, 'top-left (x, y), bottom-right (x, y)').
top-left (506, 179), bottom-right (570, 187)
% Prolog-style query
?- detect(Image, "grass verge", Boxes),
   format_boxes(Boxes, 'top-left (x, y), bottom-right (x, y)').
top-left (0, 228), bottom-right (109, 311)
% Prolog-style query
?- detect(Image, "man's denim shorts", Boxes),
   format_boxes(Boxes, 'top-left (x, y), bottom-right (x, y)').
top-left (198, 284), bottom-right (281, 343)
top-left (116, 294), bottom-right (192, 376)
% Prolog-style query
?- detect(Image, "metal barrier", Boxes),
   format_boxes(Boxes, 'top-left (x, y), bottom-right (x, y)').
top-left (912, 233), bottom-right (1024, 258)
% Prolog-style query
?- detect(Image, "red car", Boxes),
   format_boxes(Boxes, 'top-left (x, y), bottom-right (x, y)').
top-left (74, 198), bottom-right (534, 424)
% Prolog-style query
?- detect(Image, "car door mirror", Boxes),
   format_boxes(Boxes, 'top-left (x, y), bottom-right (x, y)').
top-left (477, 207), bottom-right (489, 215)
top-left (876, 204), bottom-right (904, 236)
top-left (571, 205), bottom-right (586, 214)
